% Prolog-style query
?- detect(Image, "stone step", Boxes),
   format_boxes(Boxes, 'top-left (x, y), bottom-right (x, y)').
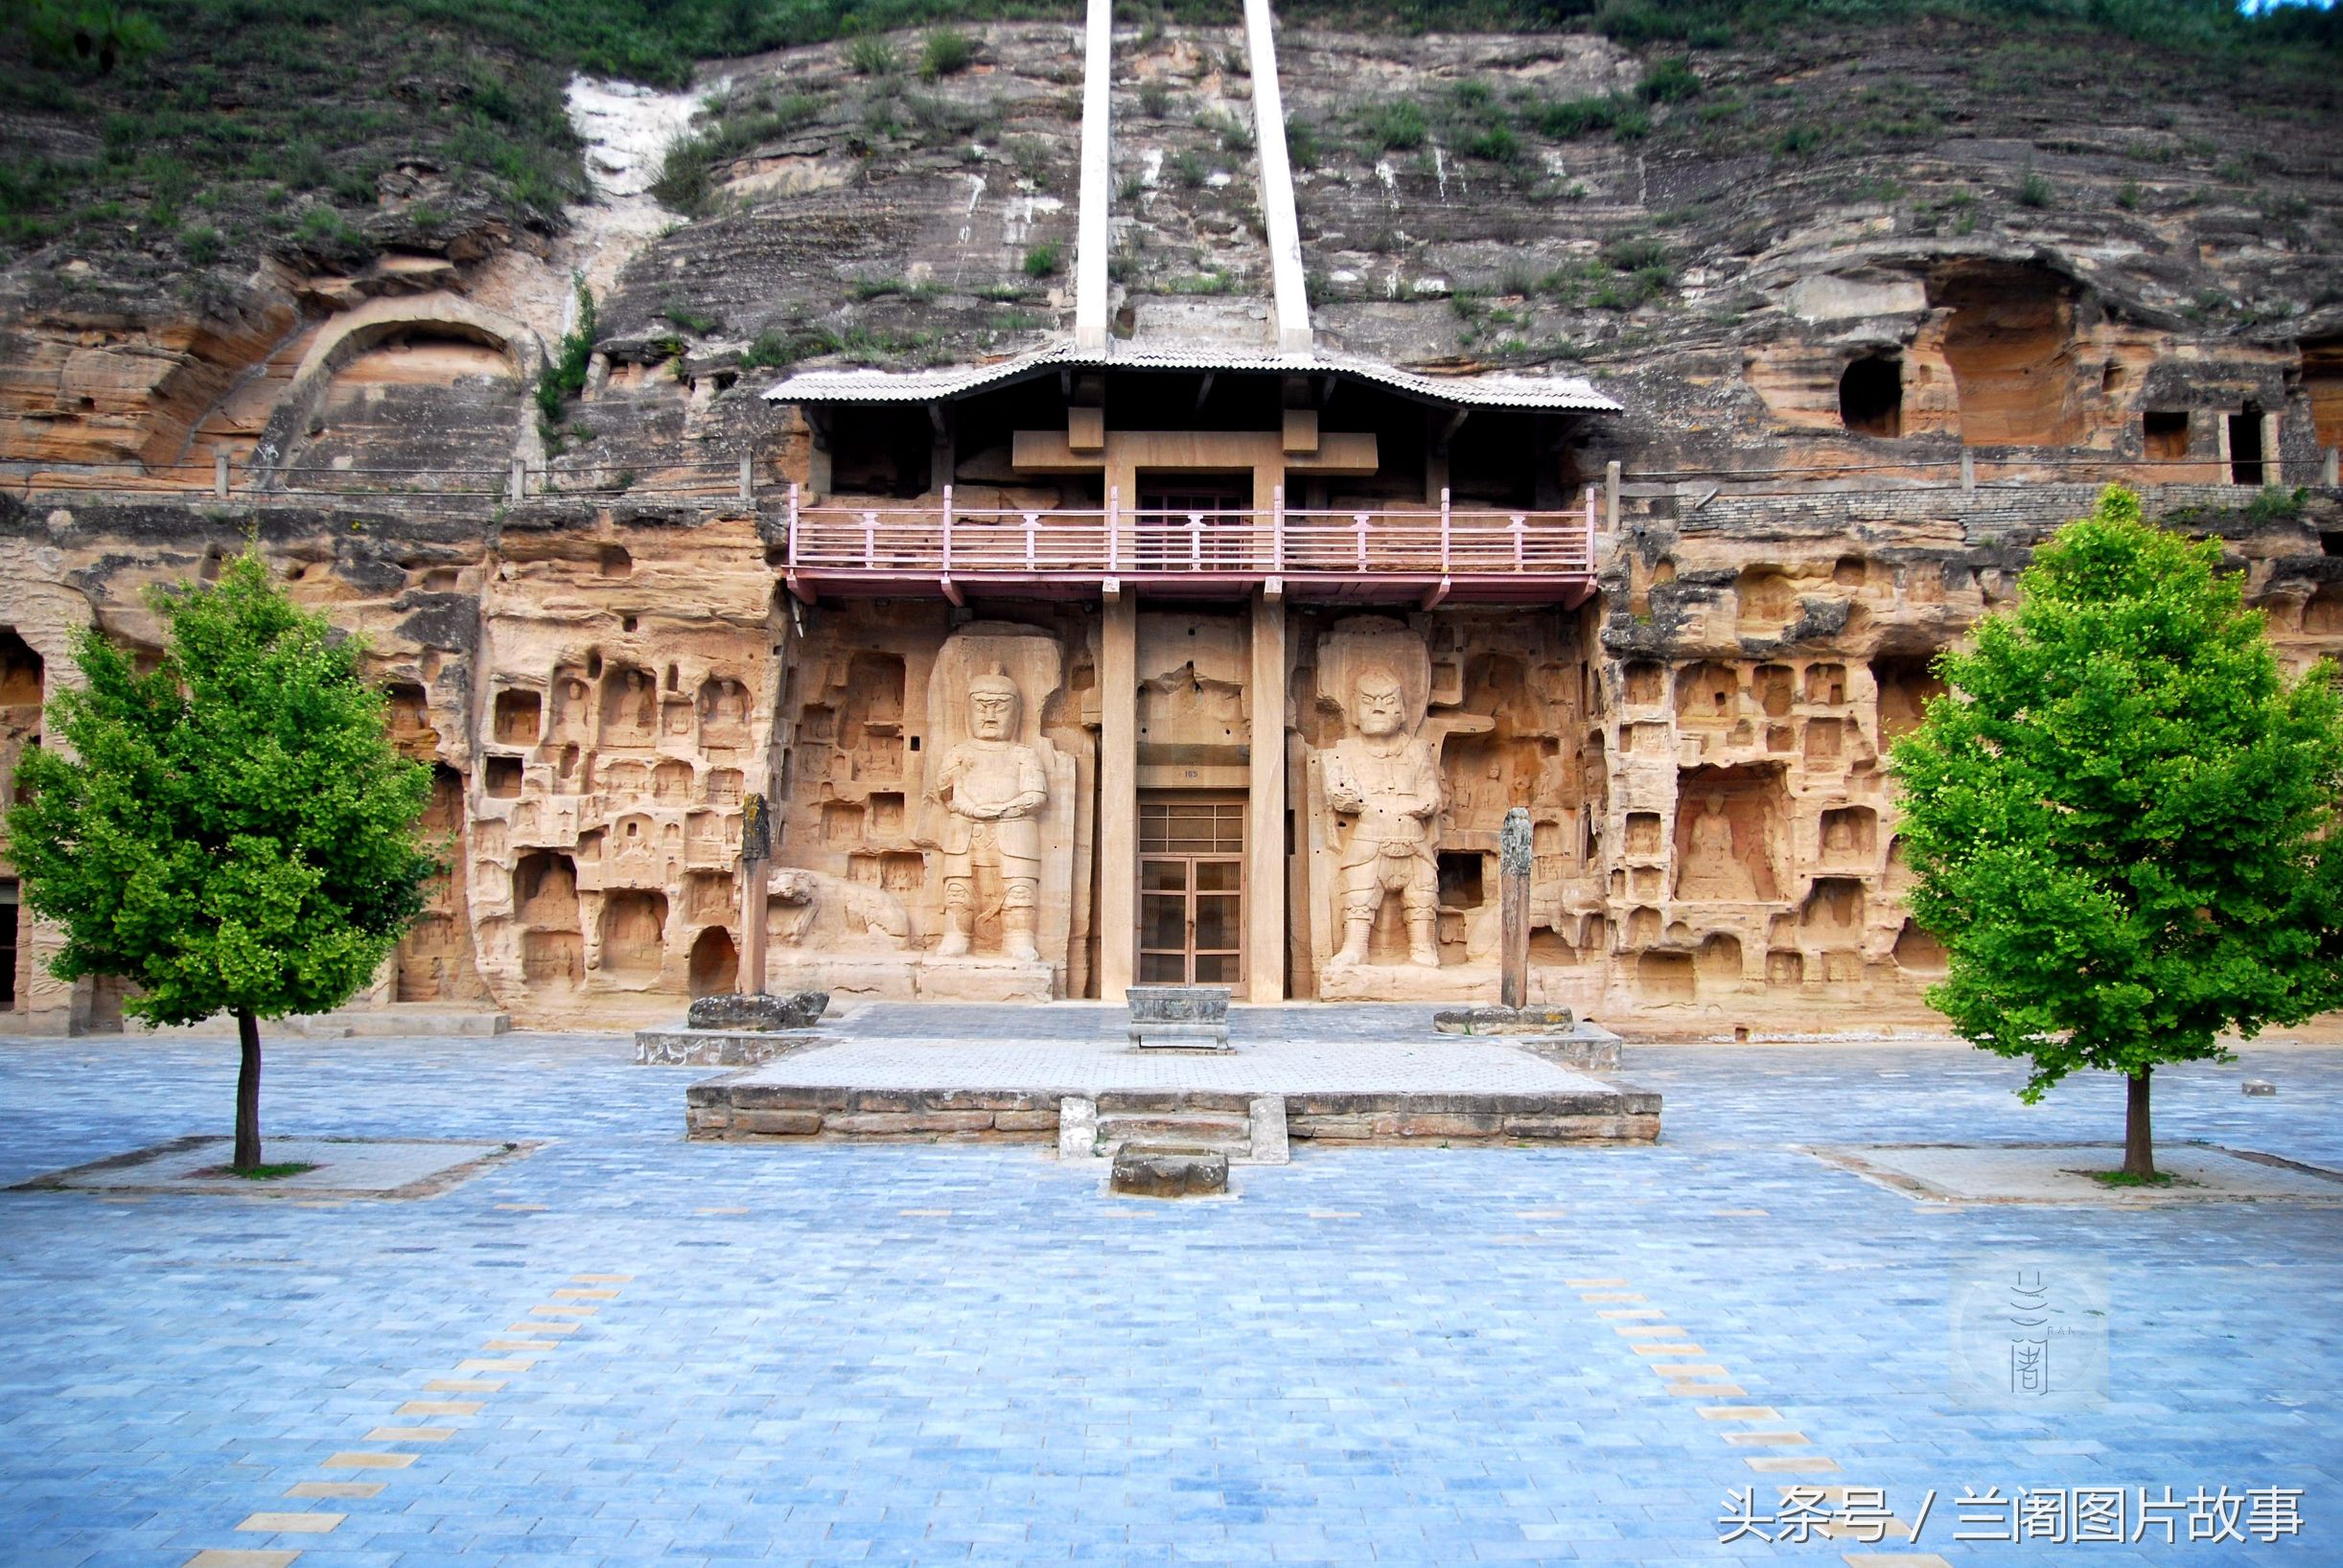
top-left (1060, 1095), bottom-right (1289, 1166)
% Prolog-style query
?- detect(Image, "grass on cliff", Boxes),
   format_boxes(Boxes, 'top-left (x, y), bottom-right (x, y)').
top-left (3, 0), bottom-right (2333, 273)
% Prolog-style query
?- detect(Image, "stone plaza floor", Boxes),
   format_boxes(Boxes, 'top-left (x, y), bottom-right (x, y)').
top-left (1, 1010), bottom-right (2339, 1567)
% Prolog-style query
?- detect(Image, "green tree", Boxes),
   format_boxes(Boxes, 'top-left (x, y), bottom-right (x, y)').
top-left (1891, 487), bottom-right (2343, 1179)
top-left (6, 555), bottom-right (438, 1172)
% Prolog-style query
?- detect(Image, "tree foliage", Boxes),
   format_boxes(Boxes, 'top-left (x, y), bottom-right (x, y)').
top-left (1891, 487), bottom-right (2343, 1108)
top-left (6, 554), bottom-right (439, 1028)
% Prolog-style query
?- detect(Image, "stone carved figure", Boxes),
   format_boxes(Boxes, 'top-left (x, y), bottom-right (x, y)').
top-left (769, 867), bottom-right (912, 949)
top-left (1677, 793), bottom-right (1758, 901)
top-left (927, 665), bottom-right (1049, 961)
top-left (1324, 667), bottom-right (1443, 967)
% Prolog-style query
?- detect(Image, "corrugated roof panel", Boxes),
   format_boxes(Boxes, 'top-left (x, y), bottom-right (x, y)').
top-left (762, 340), bottom-right (1620, 413)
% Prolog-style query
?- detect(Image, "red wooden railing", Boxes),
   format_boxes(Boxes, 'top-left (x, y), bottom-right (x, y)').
top-left (782, 484), bottom-right (1600, 605)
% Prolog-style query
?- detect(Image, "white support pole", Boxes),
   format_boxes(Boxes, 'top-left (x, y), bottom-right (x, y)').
top-left (1243, 0), bottom-right (1312, 355)
top-left (214, 448), bottom-right (230, 499)
top-left (738, 452), bottom-right (754, 502)
top-left (1072, 0), bottom-right (1114, 354)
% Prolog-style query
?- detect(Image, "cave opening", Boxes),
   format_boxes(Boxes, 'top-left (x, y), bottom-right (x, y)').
top-left (2143, 410), bottom-right (2189, 461)
top-left (1838, 356), bottom-right (1903, 437)
top-left (2229, 404), bottom-right (2266, 485)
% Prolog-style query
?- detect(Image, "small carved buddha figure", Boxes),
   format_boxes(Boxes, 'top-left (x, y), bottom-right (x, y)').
top-left (1678, 793), bottom-right (1758, 901)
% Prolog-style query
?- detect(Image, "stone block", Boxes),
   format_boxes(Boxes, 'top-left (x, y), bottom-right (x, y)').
top-left (685, 990), bottom-right (829, 1031)
top-left (991, 1109), bottom-right (1061, 1132)
top-left (1433, 1004), bottom-right (1576, 1036)
top-left (636, 1027), bottom-right (830, 1066)
top-left (823, 1110), bottom-right (998, 1136)
top-left (732, 1109), bottom-right (824, 1136)
top-left (1109, 1144), bottom-right (1228, 1197)
top-left (1058, 1095), bottom-right (1100, 1161)
top-left (1126, 984), bottom-right (1232, 1049)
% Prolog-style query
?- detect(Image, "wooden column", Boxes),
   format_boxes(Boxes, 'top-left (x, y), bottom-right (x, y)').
top-left (1499, 806), bottom-right (1531, 1010)
top-left (1246, 589), bottom-right (1288, 1002)
top-left (1098, 590), bottom-right (1138, 1001)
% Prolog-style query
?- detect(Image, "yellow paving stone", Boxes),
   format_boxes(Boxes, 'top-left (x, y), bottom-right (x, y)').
top-left (551, 1288), bottom-right (618, 1300)
top-left (1699, 1406), bottom-right (1781, 1420)
top-left (1579, 1292), bottom-right (1647, 1303)
top-left (1838, 1556), bottom-right (1949, 1567)
top-left (1649, 1364), bottom-right (1730, 1379)
top-left (322, 1453), bottom-right (416, 1470)
top-left (571, 1274), bottom-right (633, 1282)
top-left (1722, 1431), bottom-right (1811, 1445)
top-left (364, 1427), bottom-right (454, 1442)
top-left (426, 1379), bottom-right (505, 1393)
top-left (1747, 1455), bottom-right (1841, 1473)
top-left (283, 1483), bottom-right (383, 1501)
top-left (1597, 1308), bottom-right (1665, 1319)
top-left (456, 1358), bottom-right (534, 1372)
top-left (509, 1322), bottom-right (579, 1335)
top-left (1632, 1342), bottom-right (1706, 1356)
top-left (236, 1514), bottom-right (343, 1534)
top-left (1564, 1277), bottom-right (1627, 1287)
top-left (1513, 1208), bottom-right (1567, 1218)
top-left (183, 1552), bottom-right (301, 1568)
top-left (1666, 1383), bottom-right (1748, 1396)
top-left (396, 1401), bottom-right (481, 1417)
top-left (1613, 1325), bottom-right (1690, 1338)
top-left (529, 1305), bottom-right (596, 1317)
top-left (481, 1339), bottom-right (559, 1350)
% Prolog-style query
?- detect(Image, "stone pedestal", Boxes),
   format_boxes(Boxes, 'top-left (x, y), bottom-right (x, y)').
top-left (914, 956), bottom-right (1057, 1003)
top-left (1126, 984), bottom-right (1233, 1051)
top-left (1317, 961), bottom-right (1499, 1003)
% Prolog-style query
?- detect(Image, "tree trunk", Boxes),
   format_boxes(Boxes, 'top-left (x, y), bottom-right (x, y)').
top-left (2123, 1068), bottom-right (2154, 1181)
top-left (232, 1008), bottom-right (263, 1173)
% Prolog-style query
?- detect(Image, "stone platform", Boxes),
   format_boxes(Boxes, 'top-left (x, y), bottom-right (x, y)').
top-left (680, 1003), bottom-right (1659, 1147)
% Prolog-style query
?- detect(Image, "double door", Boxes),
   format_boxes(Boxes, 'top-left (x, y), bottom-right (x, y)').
top-left (1136, 796), bottom-right (1243, 985)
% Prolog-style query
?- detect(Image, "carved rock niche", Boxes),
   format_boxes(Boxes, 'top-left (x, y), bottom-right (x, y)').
top-left (1673, 660), bottom-right (1738, 726)
top-left (699, 676), bottom-right (752, 750)
top-left (547, 667), bottom-right (594, 746)
top-left (514, 850), bottom-right (582, 988)
top-left (1622, 660), bottom-right (1665, 707)
top-left (1819, 805), bottom-right (1878, 866)
top-left (599, 664), bottom-right (660, 749)
top-left (1893, 918), bottom-right (1949, 973)
top-left (598, 888), bottom-right (668, 983)
top-left (1735, 568), bottom-right (1798, 636)
top-left (1872, 654), bottom-right (1948, 743)
top-left (687, 925), bottom-right (738, 997)
top-left (1672, 764), bottom-right (1786, 902)
top-left (494, 688), bottom-right (543, 746)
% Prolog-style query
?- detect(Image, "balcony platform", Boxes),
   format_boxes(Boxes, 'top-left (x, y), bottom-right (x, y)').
top-left (780, 488), bottom-right (1602, 608)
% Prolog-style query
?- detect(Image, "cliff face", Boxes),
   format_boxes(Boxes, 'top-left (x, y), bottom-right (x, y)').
top-left (1, 12), bottom-right (2340, 1033)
